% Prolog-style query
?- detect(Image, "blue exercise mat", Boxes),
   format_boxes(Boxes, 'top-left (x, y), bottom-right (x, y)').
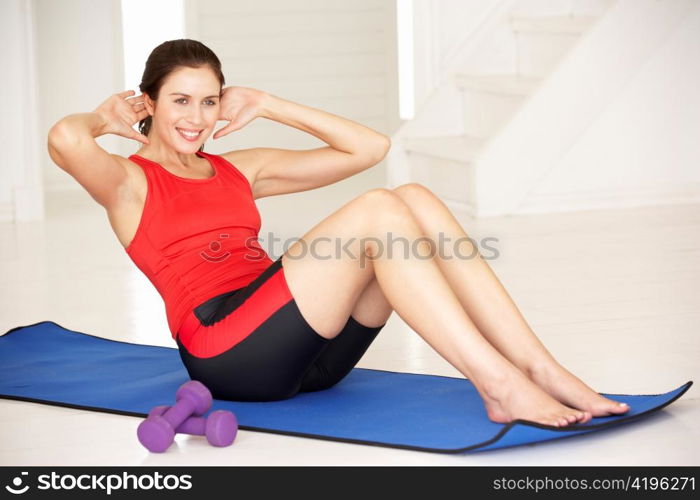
top-left (0, 321), bottom-right (692, 453)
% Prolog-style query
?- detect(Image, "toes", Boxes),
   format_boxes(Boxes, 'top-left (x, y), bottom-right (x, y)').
top-left (600, 401), bottom-right (630, 415)
top-left (547, 417), bottom-right (561, 427)
top-left (536, 404), bottom-right (617, 427)
top-left (614, 402), bottom-right (630, 412)
top-left (583, 401), bottom-right (630, 417)
top-left (579, 411), bottom-right (593, 424)
top-left (602, 398), bottom-right (629, 413)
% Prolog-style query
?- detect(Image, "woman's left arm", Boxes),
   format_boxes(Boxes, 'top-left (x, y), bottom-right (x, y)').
top-left (217, 88), bottom-right (391, 198)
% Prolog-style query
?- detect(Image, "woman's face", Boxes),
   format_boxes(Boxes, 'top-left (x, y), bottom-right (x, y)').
top-left (144, 65), bottom-right (221, 153)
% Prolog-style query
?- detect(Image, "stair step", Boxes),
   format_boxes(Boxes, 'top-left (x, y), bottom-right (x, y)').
top-left (403, 134), bottom-right (487, 163)
top-left (454, 73), bottom-right (542, 96)
top-left (509, 15), bottom-right (599, 34)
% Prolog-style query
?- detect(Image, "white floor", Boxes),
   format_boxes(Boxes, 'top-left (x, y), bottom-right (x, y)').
top-left (1, 179), bottom-right (698, 466)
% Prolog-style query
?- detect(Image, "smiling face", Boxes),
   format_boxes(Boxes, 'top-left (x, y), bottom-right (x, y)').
top-left (143, 65), bottom-right (221, 154)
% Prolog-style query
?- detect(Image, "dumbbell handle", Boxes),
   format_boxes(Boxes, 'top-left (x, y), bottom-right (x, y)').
top-left (160, 395), bottom-right (197, 430)
top-left (150, 406), bottom-right (205, 435)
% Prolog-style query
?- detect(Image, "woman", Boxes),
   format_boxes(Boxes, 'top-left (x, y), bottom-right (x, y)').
top-left (47, 39), bottom-right (629, 427)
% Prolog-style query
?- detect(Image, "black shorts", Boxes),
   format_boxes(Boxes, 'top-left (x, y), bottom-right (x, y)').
top-left (176, 257), bottom-right (386, 402)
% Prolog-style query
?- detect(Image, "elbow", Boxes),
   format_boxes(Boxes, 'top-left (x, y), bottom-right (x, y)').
top-left (48, 120), bottom-right (81, 154)
top-left (48, 120), bottom-right (73, 146)
top-left (369, 135), bottom-right (391, 163)
top-left (47, 122), bottom-right (75, 168)
top-left (47, 139), bottom-right (64, 170)
top-left (353, 135), bottom-right (391, 168)
top-left (48, 122), bottom-right (67, 152)
top-left (379, 134), bottom-right (391, 152)
top-left (47, 126), bottom-right (63, 165)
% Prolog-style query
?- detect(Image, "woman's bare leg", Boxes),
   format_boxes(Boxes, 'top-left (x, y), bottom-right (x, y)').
top-left (281, 188), bottom-right (588, 427)
top-left (391, 183), bottom-right (630, 418)
top-left (347, 276), bottom-right (393, 328)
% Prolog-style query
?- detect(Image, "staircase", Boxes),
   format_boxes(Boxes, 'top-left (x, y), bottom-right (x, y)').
top-left (390, 0), bottom-right (616, 217)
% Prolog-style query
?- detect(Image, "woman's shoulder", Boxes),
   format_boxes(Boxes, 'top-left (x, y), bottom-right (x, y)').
top-left (216, 149), bottom-right (251, 169)
top-left (215, 149), bottom-right (261, 185)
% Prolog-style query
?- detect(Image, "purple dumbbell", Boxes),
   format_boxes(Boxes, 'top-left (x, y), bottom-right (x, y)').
top-left (149, 405), bottom-right (238, 447)
top-left (137, 380), bottom-right (212, 453)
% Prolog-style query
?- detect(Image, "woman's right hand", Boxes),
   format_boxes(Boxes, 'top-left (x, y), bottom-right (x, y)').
top-left (93, 90), bottom-right (150, 144)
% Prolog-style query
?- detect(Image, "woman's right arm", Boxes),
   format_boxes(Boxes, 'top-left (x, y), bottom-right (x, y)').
top-left (47, 90), bottom-right (149, 209)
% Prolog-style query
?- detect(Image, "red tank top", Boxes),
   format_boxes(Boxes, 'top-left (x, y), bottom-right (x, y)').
top-left (124, 151), bottom-right (274, 339)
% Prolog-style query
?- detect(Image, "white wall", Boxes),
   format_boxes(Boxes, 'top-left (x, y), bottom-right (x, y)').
top-left (527, 1), bottom-right (700, 210)
top-left (0, 0), bottom-right (43, 221)
top-left (185, 0), bottom-right (398, 155)
top-left (34, 0), bottom-right (125, 194)
top-left (121, 0), bottom-right (185, 92)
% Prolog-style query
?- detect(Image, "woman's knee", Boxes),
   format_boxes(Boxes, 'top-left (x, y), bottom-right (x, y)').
top-left (355, 188), bottom-right (413, 225)
top-left (392, 182), bottom-right (435, 202)
top-left (358, 187), bottom-right (406, 206)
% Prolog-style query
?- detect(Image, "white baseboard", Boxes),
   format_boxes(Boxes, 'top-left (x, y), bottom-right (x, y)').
top-left (513, 183), bottom-right (700, 214)
top-left (0, 201), bottom-right (13, 222)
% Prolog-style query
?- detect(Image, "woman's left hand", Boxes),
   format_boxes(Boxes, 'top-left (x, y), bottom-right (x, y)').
top-left (213, 86), bottom-right (270, 139)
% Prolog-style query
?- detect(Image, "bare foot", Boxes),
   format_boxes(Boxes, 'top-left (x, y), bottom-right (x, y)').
top-left (526, 359), bottom-right (630, 422)
top-left (478, 368), bottom-right (589, 427)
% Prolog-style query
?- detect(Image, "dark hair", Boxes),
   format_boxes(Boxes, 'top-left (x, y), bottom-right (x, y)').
top-left (138, 39), bottom-right (225, 152)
